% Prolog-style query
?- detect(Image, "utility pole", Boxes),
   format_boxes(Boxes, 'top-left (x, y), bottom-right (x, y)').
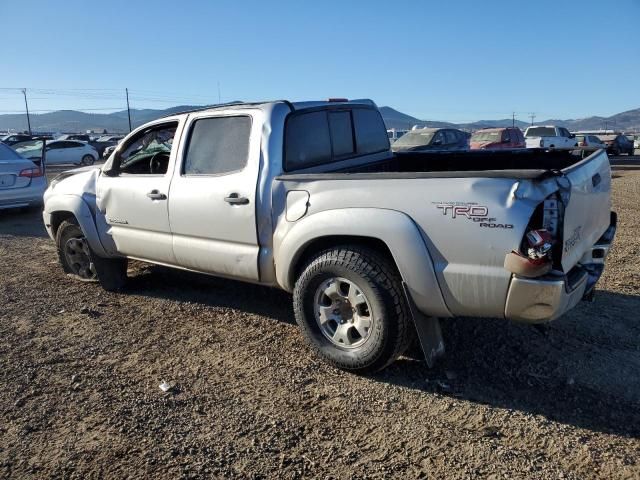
top-left (512, 112), bottom-right (516, 128)
top-left (126, 88), bottom-right (132, 132)
top-left (22, 88), bottom-right (32, 135)
top-left (529, 112), bottom-right (536, 126)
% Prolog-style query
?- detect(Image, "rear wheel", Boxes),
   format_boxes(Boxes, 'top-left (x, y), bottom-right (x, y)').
top-left (80, 154), bottom-right (95, 166)
top-left (293, 246), bottom-right (412, 373)
top-left (56, 218), bottom-right (127, 291)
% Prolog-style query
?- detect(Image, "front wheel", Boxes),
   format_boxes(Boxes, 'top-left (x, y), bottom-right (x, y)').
top-left (293, 247), bottom-right (412, 373)
top-left (56, 218), bottom-right (127, 291)
top-left (80, 154), bottom-right (95, 166)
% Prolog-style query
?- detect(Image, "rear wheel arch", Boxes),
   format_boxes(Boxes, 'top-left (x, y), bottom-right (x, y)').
top-left (291, 235), bottom-right (397, 286)
top-left (275, 208), bottom-right (452, 318)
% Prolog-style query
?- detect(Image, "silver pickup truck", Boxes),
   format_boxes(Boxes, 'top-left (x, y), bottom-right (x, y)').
top-left (43, 99), bottom-right (616, 373)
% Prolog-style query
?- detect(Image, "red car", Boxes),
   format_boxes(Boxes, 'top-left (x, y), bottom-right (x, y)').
top-left (470, 127), bottom-right (525, 150)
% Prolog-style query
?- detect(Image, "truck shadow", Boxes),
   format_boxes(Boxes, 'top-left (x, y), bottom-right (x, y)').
top-left (126, 266), bottom-right (639, 438)
top-left (125, 263), bottom-right (296, 325)
top-left (378, 290), bottom-right (640, 439)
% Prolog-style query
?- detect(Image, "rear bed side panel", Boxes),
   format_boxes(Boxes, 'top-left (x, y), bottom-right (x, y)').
top-left (273, 207), bottom-right (453, 318)
top-left (273, 176), bottom-right (556, 318)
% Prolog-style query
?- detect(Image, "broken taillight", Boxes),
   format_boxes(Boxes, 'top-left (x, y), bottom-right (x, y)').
top-left (504, 194), bottom-right (560, 277)
top-left (525, 229), bottom-right (553, 260)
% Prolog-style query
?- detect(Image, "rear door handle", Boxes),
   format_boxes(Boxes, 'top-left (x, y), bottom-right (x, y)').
top-left (147, 190), bottom-right (167, 200)
top-left (224, 193), bottom-right (249, 205)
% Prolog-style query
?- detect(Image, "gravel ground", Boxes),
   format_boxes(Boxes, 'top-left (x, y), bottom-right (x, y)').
top-left (0, 166), bottom-right (639, 479)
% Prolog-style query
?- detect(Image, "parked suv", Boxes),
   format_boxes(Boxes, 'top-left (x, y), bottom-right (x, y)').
top-left (524, 126), bottom-right (578, 150)
top-left (470, 127), bottom-right (525, 150)
top-left (598, 134), bottom-right (634, 156)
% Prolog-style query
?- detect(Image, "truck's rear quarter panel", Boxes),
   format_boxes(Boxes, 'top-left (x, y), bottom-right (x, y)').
top-left (274, 175), bottom-right (549, 318)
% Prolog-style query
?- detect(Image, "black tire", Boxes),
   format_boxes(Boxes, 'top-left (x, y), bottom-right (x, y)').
top-left (293, 246), bottom-right (412, 373)
top-left (56, 218), bottom-right (128, 291)
top-left (81, 154), bottom-right (95, 166)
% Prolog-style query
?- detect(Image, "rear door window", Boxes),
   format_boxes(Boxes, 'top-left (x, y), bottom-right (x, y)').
top-left (184, 116), bottom-right (251, 175)
top-left (285, 111), bottom-right (332, 170)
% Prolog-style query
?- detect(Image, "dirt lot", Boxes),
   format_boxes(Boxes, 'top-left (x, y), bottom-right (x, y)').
top-left (1, 166), bottom-right (639, 479)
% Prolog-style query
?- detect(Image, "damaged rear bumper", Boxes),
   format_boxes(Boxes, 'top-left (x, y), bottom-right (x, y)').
top-left (504, 212), bottom-right (617, 323)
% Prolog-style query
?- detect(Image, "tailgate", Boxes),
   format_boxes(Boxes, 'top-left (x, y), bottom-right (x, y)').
top-left (560, 150), bottom-right (611, 271)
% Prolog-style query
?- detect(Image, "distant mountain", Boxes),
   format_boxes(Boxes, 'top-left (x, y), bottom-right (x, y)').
top-left (1, 103), bottom-right (639, 134)
top-left (379, 107), bottom-right (457, 130)
top-left (460, 119), bottom-right (530, 130)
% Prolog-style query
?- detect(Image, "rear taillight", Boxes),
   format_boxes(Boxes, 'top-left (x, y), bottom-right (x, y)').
top-left (539, 139), bottom-right (544, 147)
top-left (578, 141), bottom-right (585, 147)
top-left (504, 194), bottom-right (561, 277)
top-left (19, 167), bottom-right (43, 178)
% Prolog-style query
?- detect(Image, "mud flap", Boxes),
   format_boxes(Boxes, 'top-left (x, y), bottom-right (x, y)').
top-left (402, 282), bottom-right (445, 368)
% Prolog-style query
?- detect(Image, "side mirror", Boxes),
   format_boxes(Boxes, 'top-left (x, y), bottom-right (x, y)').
top-left (570, 134), bottom-right (576, 139)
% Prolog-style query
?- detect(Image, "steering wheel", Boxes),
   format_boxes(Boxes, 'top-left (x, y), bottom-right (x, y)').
top-left (149, 151), bottom-right (169, 174)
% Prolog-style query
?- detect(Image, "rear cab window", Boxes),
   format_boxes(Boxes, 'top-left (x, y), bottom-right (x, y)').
top-left (284, 106), bottom-right (389, 171)
top-left (526, 127), bottom-right (557, 137)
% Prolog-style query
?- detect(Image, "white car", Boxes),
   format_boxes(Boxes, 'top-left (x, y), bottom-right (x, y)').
top-left (524, 126), bottom-right (578, 150)
top-left (14, 139), bottom-right (99, 166)
top-left (575, 134), bottom-right (606, 152)
top-left (45, 140), bottom-right (99, 166)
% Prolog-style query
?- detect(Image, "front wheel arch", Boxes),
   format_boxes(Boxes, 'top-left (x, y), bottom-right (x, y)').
top-left (50, 211), bottom-right (76, 238)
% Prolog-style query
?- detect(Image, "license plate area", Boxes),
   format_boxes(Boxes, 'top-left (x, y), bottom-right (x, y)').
top-left (0, 174), bottom-right (16, 188)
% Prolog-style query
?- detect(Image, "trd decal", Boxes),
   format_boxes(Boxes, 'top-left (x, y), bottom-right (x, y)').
top-left (433, 202), bottom-right (514, 229)
top-left (436, 204), bottom-right (488, 219)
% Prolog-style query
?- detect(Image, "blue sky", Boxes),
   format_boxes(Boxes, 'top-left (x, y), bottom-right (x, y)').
top-left (1, 0), bottom-right (639, 122)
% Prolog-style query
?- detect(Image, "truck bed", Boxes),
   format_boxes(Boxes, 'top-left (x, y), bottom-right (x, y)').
top-left (372, 149), bottom-right (580, 173)
top-left (281, 149), bottom-right (589, 180)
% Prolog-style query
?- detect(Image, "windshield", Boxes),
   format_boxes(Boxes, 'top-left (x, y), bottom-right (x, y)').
top-left (526, 127), bottom-right (556, 137)
top-left (392, 130), bottom-right (435, 148)
top-left (0, 142), bottom-right (24, 160)
top-left (471, 131), bottom-right (501, 142)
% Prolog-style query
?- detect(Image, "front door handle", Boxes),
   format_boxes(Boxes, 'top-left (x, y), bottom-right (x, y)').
top-left (224, 193), bottom-right (249, 205)
top-left (147, 190), bottom-right (167, 200)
